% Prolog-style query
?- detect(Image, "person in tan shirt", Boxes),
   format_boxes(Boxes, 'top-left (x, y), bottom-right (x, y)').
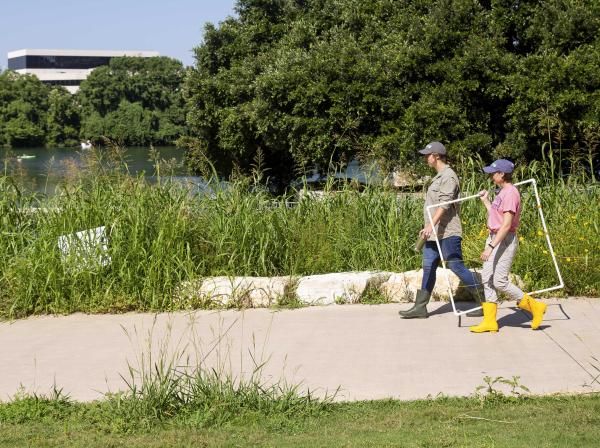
top-left (400, 141), bottom-right (482, 319)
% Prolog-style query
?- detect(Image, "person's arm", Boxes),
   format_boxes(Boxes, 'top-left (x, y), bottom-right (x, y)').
top-left (481, 212), bottom-right (514, 261)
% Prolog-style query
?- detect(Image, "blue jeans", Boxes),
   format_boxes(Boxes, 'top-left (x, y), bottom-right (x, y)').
top-left (422, 236), bottom-right (479, 296)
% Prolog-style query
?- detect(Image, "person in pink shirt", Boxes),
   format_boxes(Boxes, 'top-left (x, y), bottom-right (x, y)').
top-left (470, 159), bottom-right (547, 333)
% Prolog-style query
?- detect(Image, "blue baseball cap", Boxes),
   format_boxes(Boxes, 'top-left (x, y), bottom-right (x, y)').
top-left (483, 159), bottom-right (514, 174)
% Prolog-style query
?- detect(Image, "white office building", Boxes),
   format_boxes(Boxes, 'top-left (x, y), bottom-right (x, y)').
top-left (7, 49), bottom-right (160, 93)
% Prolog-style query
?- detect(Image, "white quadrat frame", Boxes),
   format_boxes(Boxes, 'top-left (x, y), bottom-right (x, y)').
top-left (426, 178), bottom-right (564, 316)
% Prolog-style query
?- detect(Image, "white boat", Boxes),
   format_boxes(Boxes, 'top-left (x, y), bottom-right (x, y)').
top-left (81, 140), bottom-right (93, 150)
top-left (16, 154), bottom-right (36, 160)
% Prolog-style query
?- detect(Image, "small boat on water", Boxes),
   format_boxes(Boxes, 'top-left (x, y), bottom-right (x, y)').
top-left (16, 154), bottom-right (36, 160)
top-left (81, 140), bottom-right (93, 150)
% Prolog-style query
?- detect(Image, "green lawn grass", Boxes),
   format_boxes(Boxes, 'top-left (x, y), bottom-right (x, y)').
top-left (1, 395), bottom-right (599, 447)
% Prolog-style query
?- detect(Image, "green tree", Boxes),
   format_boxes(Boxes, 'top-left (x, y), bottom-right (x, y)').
top-left (505, 41), bottom-right (600, 166)
top-left (184, 0), bottom-right (600, 181)
top-left (46, 88), bottom-right (80, 147)
top-left (0, 71), bottom-right (50, 147)
top-left (103, 100), bottom-right (155, 146)
top-left (78, 57), bottom-right (186, 145)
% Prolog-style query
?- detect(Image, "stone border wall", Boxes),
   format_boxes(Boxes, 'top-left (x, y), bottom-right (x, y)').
top-left (174, 269), bottom-right (524, 309)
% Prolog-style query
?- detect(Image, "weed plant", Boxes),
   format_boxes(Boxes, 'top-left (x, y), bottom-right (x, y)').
top-left (0, 318), bottom-right (333, 434)
top-left (0, 148), bottom-right (598, 318)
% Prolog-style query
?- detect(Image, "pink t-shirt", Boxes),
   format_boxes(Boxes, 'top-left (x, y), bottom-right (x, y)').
top-left (487, 184), bottom-right (521, 232)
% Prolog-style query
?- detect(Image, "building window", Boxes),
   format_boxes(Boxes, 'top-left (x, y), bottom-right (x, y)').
top-left (43, 79), bottom-right (83, 86)
top-left (8, 55), bottom-right (113, 70)
top-left (8, 56), bottom-right (26, 70)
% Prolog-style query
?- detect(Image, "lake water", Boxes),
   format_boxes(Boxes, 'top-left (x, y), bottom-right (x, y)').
top-left (1, 147), bottom-right (390, 197)
top-left (0, 146), bottom-right (200, 195)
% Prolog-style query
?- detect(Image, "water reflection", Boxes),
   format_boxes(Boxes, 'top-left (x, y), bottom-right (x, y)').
top-left (0, 146), bottom-right (204, 195)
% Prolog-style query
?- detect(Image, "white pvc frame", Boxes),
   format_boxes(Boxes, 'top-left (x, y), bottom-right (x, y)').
top-left (426, 178), bottom-right (564, 316)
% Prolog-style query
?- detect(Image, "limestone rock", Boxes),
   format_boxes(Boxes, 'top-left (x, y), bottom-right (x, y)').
top-left (175, 276), bottom-right (295, 308)
top-left (295, 271), bottom-right (392, 305)
top-left (379, 270), bottom-right (422, 302)
top-left (381, 268), bottom-right (475, 302)
top-left (175, 270), bottom-right (526, 309)
top-left (380, 268), bottom-right (526, 302)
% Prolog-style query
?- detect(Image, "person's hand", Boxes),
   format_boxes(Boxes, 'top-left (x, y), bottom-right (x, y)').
top-left (479, 190), bottom-right (489, 201)
top-left (480, 246), bottom-right (493, 261)
top-left (420, 223), bottom-right (433, 240)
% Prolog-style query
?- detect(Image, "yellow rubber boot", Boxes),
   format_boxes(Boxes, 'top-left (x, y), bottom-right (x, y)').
top-left (517, 295), bottom-right (532, 314)
top-left (469, 302), bottom-right (499, 333)
top-left (518, 294), bottom-right (547, 330)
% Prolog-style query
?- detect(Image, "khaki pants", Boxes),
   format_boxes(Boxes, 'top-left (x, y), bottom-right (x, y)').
top-left (482, 232), bottom-right (524, 302)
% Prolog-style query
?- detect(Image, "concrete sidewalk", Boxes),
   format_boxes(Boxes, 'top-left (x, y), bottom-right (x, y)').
top-left (1, 298), bottom-right (599, 402)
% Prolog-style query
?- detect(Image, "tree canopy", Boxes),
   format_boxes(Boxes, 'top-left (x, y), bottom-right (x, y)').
top-left (0, 56), bottom-right (186, 148)
top-left (0, 71), bottom-right (70, 147)
top-left (184, 0), bottom-right (600, 181)
top-left (78, 56), bottom-right (187, 146)
top-left (1, 1), bottom-right (598, 182)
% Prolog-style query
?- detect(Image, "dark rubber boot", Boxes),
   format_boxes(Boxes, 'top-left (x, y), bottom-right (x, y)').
top-left (399, 289), bottom-right (431, 319)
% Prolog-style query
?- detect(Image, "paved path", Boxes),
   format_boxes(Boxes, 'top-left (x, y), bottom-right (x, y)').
top-left (1, 298), bottom-right (599, 402)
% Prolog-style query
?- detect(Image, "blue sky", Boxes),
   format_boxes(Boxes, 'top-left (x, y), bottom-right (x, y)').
top-left (1, 0), bottom-right (238, 68)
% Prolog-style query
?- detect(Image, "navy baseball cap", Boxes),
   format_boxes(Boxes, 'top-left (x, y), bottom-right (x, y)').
top-left (418, 141), bottom-right (446, 155)
top-left (483, 159), bottom-right (514, 174)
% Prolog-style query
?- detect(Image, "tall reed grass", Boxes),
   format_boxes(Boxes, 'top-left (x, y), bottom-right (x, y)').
top-left (0, 149), bottom-right (598, 318)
